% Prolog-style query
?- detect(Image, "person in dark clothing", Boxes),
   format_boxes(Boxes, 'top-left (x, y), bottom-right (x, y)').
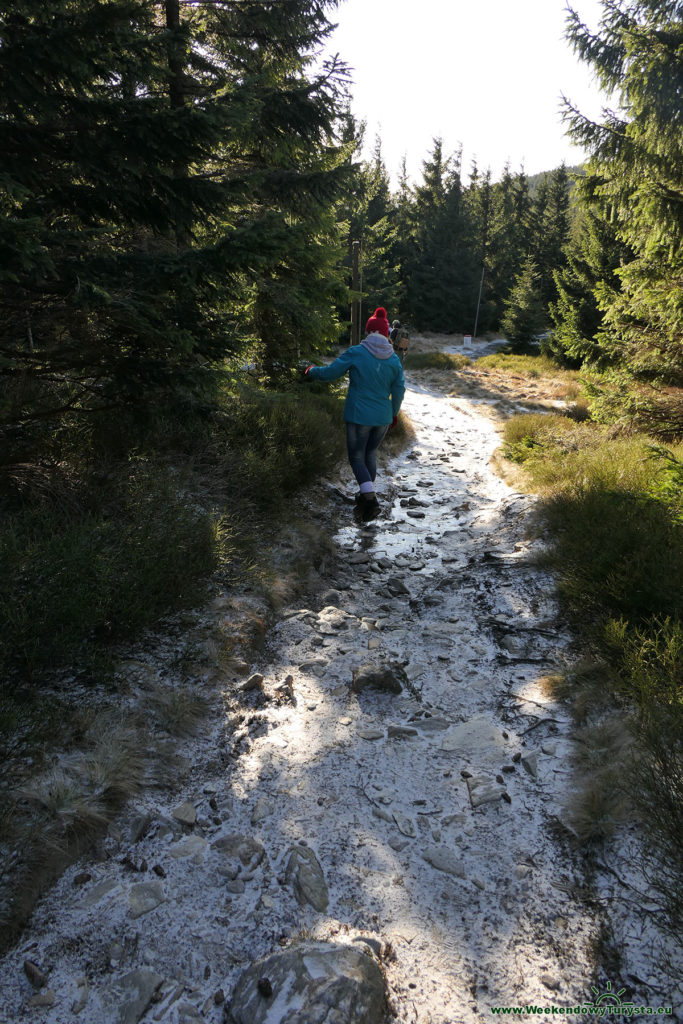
top-left (304, 307), bottom-right (405, 518)
top-left (390, 320), bottom-right (410, 364)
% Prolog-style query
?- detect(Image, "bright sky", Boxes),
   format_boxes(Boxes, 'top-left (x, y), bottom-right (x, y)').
top-left (325, 0), bottom-right (609, 185)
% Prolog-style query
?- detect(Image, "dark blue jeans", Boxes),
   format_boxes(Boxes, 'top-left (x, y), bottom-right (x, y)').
top-left (345, 422), bottom-right (388, 488)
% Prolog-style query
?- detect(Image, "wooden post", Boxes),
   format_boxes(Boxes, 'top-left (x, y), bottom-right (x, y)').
top-left (473, 265), bottom-right (485, 341)
top-left (351, 240), bottom-right (360, 345)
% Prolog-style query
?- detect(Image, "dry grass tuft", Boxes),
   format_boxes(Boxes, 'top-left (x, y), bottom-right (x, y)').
top-left (566, 716), bottom-right (633, 843)
top-left (0, 713), bottom-right (148, 952)
top-left (384, 410), bottom-right (417, 453)
top-left (566, 774), bottom-right (629, 843)
top-left (143, 684), bottom-right (209, 738)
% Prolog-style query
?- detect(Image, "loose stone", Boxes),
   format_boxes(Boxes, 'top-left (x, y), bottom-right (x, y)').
top-left (284, 846), bottom-right (329, 912)
top-left (466, 776), bottom-right (505, 808)
top-left (212, 835), bottom-right (266, 872)
top-left (239, 673), bottom-right (265, 693)
top-left (129, 881), bottom-right (165, 919)
top-left (386, 577), bottom-right (410, 596)
top-left (387, 724), bottom-right (418, 739)
top-left (23, 960), bottom-right (48, 990)
top-left (28, 990), bottom-right (55, 1008)
top-left (172, 801), bottom-right (197, 827)
top-left (393, 811), bottom-right (417, 838)
top-left (352, 663), bottom-right (404, 694)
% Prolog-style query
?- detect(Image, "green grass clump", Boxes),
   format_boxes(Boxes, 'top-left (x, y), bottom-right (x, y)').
top-left (503, 415), bottom-right (683, 624)
top-left (403, 351), bottom-right (471, 371)
top-left (477, 352), bottom-right (577, 378)
top-left (502, 412), bottom-right (578, 462)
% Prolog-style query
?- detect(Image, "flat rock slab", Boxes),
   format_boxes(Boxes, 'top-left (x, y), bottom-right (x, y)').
top-left (107, 970), bottom-right (164, 1024)
top-left (169, 836), bottom-right (207, 860)
top-left (129, 882), bottom-right (165, 919)
top-left (413, 716), bottom-right (452, 733)
top-left (227, 940), bottom-right (386, 1024)
top-left (393, 811), bottom-right (417, 838)
top-left (421, 845), bottom-right (466, 878)
top-left (251, 797), bottom-right (275, 825)
top-left (357, 727), bottom-right (384, 741)
top-left (298, 658), bottom-right (329, 674)
top-left (171, 801), bottom-right (197, 827)
top-left (440, 716), bottom-right (508, 766)
top-left (81, 878), bottom-right (119, 908)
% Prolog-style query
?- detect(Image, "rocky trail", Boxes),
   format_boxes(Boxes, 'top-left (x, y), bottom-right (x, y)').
top-left (1, 352), bottom-right (679, 1023)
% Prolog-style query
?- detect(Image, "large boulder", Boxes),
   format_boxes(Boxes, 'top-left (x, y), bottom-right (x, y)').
top-left (227, 940), bottom-right (386, 1024)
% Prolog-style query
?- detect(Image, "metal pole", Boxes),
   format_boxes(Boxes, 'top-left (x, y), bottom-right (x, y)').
top-left (473, 265), bottom-right (485, 341)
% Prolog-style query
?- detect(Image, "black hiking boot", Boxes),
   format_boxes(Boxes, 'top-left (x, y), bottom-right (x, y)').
top-left (356, 493), bottom-right (380, 522)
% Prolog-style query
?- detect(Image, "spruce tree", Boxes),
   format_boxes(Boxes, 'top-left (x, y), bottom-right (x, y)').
top-left (500, 257), bottom-right (546, 351)
top-left (406, 138), bottom-right (450, 328)
top-left (0, 0), bottom-right (352, 454)
top-left (463, 164), bottom-right (495, 334)
top-left (354, 137), bottom-right (401, 328)
top-left (564, 0), bottom-right (683, 386)
top-left (487, 164), bottom-right (521, 326)
top-left (533, 164), bottom-right (572, 309)
top-left (404, 139), bottom-right (476, 331)
top-left (548, 171), bottom-right (630, 366)
top-left (392, 156), bottom-right (417, 322)
top-left (0, 0), bottom-right (215, 448)
top-left (200, 0), bottom-right (353, 372)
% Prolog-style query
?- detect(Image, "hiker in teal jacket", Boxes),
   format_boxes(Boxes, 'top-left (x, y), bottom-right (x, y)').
top-left (305, 307), bottom-right (405, 517)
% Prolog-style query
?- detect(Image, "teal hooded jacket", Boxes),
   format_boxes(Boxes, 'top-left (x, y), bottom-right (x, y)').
top-left (307, 335), bottom-right (406, 426)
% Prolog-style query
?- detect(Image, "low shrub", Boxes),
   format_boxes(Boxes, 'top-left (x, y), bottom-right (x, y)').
top-left (403, 351), bottom-right (471, 371)
top-left (0, 465), bottom-right (216, 683)
top-left (0, 379), bottom-right (347, 685)
top-left (209, 382), bottom-right (346, 509)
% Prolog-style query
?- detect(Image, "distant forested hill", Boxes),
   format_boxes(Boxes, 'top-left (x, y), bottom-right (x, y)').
top-left (527, 164), bottom-right (585, 197)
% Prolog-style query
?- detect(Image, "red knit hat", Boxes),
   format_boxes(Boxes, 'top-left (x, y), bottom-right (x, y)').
top-left (365, 306), bottom-right (390, 338)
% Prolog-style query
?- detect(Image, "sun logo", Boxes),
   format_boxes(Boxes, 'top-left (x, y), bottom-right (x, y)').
top-left (591, 981), bottom-right (627, 1006)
